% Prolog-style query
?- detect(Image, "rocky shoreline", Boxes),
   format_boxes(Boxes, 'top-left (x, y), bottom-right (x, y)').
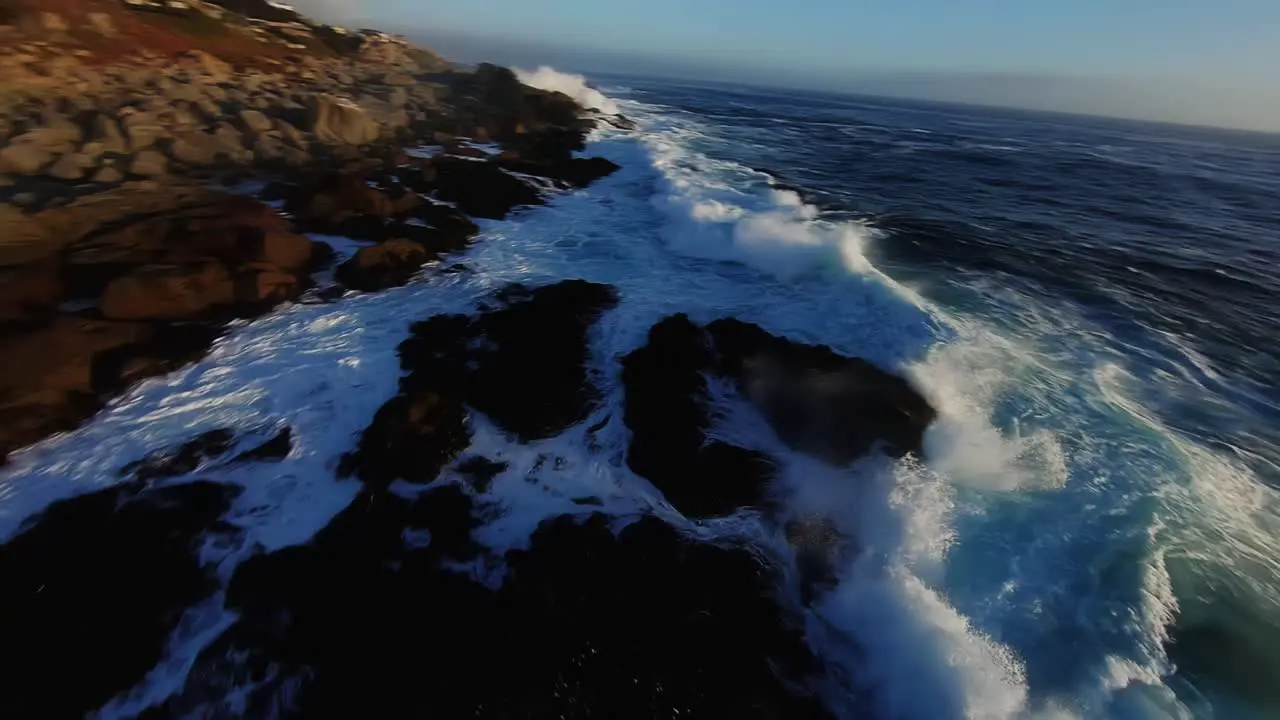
top-left (0, 1), bottom-right (625, 464)
top-left (0, 2), bottom-right (941, 717)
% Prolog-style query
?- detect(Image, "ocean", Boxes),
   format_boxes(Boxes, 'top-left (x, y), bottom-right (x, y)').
top-left (3, 70), bottom-right (1279, 718)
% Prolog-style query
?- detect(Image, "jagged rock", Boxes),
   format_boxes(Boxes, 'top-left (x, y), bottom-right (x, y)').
top-left (504, 156), bottom-right (621, 188)
top-left (129, 150), bottom-right (168, 176)
top-left (706, 318), bottom-right (936, 463)
top-left (396, 280), bottom-right (619, 442)
top-left (433, 157), bottom-right (543, 220)
top-left (308, 95), bottom-right (379, 146)
top-left (0, 143), bottom-right (51, 175)
top-left (0, 480), bottom-right (241, 717)
top-left (621, 315), bottom-right (775, 518)
top-left (153, 500), bottom-right (829, 718)
top-left (335, 239), bottom-right (430, 291)
top-left (621, 315), bottom-right (937, 518)
top-left (47, 152), bottom-right (95, 180)
top-left (382, 72), bottom-right (415, 86)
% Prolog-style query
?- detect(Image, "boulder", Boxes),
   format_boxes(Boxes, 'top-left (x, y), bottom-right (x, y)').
top-left (0, 261), bottom-right (61, 327)
top-left (273, 119), bottom-right (308, 148)
top-left (47, 152), bottom-right (95, 180)
top-left (0, 143), bottom-right (51, 175)
top-left (91, 165), bottom-right (123, 184)
top-left (239, 109), bottom-right (274, 135)
top-left (181, 50), bottom-right (232, 83)
top-left (301, 173), bottom-right (394, 222)
top-left (169, 131), bottom-right (221, 166)
top-left (257, 232), bottom-right (314, 271)
top-left (335, 239), bottom-right (430, 291)
top-left (308, 95), bottom-right (379, 146)
top-left (90, 115), bottom-right (128, 154)
top-left (119, 111), bottom-right (168, 151)
top-left (129, 150), bottom-right (168, 177)
top-left (0, 317), bottom-right (153, 460)
top-left (13, 118), bottom-right (83, 151)
top-left (99, 263), bottom-right (234, 321)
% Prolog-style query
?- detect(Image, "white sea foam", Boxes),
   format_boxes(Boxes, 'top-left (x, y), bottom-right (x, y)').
top-left (514, 66), bottom-right (621, 115)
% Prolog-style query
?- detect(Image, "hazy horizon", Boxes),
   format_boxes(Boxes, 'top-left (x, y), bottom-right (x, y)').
top-left (292, 1), bottom-right (1280, 133)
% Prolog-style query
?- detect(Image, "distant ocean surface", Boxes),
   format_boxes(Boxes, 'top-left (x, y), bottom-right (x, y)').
top-left (4, 70), bottom-right (1278, 718)
top-left (584, 73), bottom-right (1280, 718)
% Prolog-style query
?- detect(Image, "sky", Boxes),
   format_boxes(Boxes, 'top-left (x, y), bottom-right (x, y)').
top-left (296, 0), bottom-right (1280, 132)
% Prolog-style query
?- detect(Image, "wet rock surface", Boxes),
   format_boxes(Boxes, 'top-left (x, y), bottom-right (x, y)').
top-left (622, 314), bottom-right (936, 518)
top-left (0, 479), bottom-right (241, 718)
top-left (149, 489), bottom-right (831, 719)
top-left (342, 279), bottom-right (619, 486)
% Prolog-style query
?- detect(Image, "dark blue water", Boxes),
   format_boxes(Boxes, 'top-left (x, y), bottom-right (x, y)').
top-left (593, 74), bottom-right (1280, 718)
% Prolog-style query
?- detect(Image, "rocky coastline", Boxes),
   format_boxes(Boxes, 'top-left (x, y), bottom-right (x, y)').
top-left (0, 2), bottom-right (940, 717)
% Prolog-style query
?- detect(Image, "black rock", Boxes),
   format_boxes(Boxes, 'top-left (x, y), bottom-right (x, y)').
top-left (621, 315), bottom-right (776, 518)
top-left (155, 500), bottom-right (830, 719)
top-left (433, 157), bottom-right (544, 220)
top-left (0, 480), bottom-right (240, 717)
top-left (119, 428), bottom-right (236, 482)
top-left (706, 318), bottom-right (936, 463)
top-left (397, 279), bottom-right (619, 443)
top-left (503, 156), bottom-right (621, 188)
top-left (233, 427), bottom-right (293, 462)
top-left (342, 279), bottom-right (617, 487)
top-left (622, 314), bottom-right (937, 518)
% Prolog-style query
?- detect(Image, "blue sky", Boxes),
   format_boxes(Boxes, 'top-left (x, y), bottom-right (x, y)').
top-left (301, 0), bottom-right (1280, 131)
